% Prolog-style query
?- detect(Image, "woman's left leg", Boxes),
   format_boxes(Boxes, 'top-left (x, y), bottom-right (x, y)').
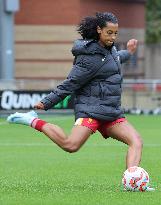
top-left (102, 121), bottom-right (143, 168)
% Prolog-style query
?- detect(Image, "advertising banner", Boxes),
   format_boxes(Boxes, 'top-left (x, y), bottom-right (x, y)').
top-left (0, 90), bottom-right (74, 110)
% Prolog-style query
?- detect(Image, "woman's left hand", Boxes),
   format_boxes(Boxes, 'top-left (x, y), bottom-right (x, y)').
top-left (127, 39), bottom-right (138, 54)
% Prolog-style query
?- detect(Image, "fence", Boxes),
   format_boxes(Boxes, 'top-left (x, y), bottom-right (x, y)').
top-left (122, 79), bottom-right (161, 114)
top-left (1, 79), bottom-right (161, 113)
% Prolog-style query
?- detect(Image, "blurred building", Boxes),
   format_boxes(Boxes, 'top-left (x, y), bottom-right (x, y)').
top-left (14, 0), bottom-right (147, 80)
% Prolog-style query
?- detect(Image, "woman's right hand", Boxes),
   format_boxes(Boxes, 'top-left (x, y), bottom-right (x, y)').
top-left (34, 102), bottom-right (45, 110)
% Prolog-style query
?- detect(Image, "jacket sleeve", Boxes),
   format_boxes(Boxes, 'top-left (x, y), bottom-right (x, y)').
top-left (118, 50), bottom-right (131, 63)
top-left (41, 55), bottom-right (100, 110)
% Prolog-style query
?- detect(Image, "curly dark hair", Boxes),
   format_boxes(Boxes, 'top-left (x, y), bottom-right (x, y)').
top-left (77, 12), bottom-right (118, 40)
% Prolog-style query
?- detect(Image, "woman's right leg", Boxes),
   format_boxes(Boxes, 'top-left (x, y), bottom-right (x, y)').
top-left (7, 111), bottom-right (93, 153)
top-left (42, 123), bottom-right (93, 153)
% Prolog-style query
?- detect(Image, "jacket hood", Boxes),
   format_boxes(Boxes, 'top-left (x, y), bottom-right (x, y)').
top-left (71, 39), bottom-right (110, 57)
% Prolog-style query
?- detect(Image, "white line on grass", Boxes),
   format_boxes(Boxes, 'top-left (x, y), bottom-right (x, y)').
top-left (0, 116), bottom-right (73, 126)
top-left (0, 143), bottom-right (161, 147)
top-left (0, 122), bottom-right (8, 125)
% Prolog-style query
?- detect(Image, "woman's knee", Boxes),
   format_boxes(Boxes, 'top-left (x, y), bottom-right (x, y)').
top-left (62, 140), bottom-right (80, 153)
top-left (64, 146), bottom-right (80, 153)
top-left (131, 134), bottom-right (143, 149)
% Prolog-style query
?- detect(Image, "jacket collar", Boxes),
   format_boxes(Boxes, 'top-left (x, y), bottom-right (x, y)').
top-left (72, 39), bottom-right (114, 57)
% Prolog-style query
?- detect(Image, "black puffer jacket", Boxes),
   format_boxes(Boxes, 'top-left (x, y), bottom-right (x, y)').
top-left (41, 39), bottom-right (131, 121)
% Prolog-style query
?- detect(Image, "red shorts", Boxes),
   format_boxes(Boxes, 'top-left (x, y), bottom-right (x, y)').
top-left (74, 117), bottom-right (126, 138)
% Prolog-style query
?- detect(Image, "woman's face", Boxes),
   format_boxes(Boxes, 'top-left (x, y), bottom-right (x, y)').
top-left (97, 22), bottom-right (118, 47)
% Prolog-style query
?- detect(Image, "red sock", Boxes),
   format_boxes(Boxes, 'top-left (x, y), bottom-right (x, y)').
top-left (31, 118), bottom-right (47, 132)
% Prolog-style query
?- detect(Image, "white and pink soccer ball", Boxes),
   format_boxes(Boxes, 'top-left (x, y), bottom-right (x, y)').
top-left (122, 166), bottom-right (149, 192)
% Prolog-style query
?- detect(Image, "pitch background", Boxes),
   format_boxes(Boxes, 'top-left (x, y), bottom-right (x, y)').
top-left (0, 115), bottom-right (161, 205)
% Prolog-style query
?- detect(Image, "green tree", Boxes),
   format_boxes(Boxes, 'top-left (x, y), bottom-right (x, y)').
top-left (146, 0), bottom-right (161, 43)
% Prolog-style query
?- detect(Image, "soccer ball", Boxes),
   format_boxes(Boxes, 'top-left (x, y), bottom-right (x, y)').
top-left (122, 166), bottom-right (149, 192)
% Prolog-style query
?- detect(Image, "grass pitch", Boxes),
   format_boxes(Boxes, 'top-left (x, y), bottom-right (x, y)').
top-left (0, 114), bottom-right (161, 205)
